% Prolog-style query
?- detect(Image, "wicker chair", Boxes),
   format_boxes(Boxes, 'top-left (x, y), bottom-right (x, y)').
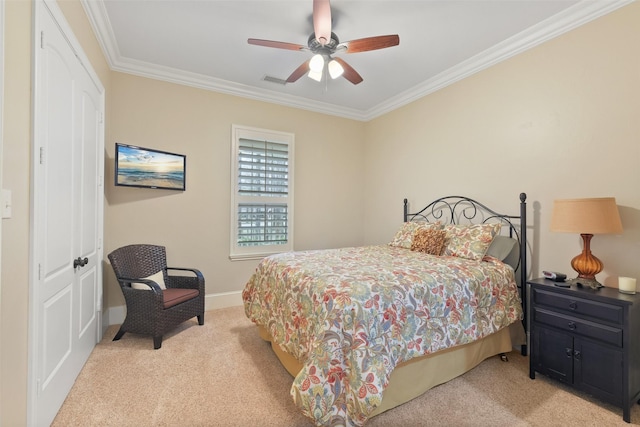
top-left (108, 244), bottom-right (205, 349)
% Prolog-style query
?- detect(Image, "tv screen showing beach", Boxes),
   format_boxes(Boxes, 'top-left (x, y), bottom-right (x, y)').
top-left (115, 143), bottom-right (186, 190)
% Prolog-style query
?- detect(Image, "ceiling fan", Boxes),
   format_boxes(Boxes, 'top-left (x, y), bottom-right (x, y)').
top-left (248, 0), bottom-right (400, 85)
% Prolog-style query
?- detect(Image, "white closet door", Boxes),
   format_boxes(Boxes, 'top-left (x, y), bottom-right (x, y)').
top-left (30, 2), bottom-right (104, 425)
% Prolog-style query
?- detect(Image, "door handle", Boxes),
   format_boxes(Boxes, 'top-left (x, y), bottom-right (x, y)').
top-left (73, 257), bottom-right (89, 268)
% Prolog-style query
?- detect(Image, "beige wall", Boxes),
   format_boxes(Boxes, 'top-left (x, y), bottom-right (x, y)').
top-left (363, 2), bottom-right (640, 287)
top-left (2, 0), bottom-right (639, 425)
top-left (104, 72), bottom-right (366, 311)
top-left (2, 1), bottom-right (32, 424)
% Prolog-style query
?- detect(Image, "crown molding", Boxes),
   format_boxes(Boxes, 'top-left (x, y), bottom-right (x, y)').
top-left (82, 0), bottom-right (633, 122)
top-left (113, 57), bottom-right (369, 120)
top-left (81, 0), bottom-right (120, 67)
top-left (366, 0), bottom-right (634, 120)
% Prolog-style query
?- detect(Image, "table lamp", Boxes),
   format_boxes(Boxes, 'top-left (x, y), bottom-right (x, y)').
top-left (550, 197), bottom-right (623, 289)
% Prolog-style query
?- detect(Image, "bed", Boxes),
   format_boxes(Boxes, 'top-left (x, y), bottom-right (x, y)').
top-left (242, 193), bottom-right (528, 426)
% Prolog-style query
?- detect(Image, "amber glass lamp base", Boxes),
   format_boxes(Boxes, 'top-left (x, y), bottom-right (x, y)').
top-left (569, 233), bottom-right (604, 289)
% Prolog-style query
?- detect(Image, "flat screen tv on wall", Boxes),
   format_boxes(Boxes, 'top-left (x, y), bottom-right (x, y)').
top-left (115, 143), bottom-right (186, 191)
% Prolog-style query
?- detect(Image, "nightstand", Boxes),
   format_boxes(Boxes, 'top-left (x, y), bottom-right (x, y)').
top-left (528, 278), bottom-right (640, 423)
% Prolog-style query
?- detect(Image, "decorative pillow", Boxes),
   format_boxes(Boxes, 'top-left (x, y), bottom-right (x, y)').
top-left (131, 270), bottom-right (166, 291)
top-left (411, 228), bottom-right (447, 255)
top-left (389, 221), bottom-right (441, 249)
top-left (443, 223), bottom-right (502, 261)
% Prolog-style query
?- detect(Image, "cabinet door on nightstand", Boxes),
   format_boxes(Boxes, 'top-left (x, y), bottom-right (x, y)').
top-left (533, 326), bottom-right (573, 383)
top-left (574, 338), bottom-right (623, 405)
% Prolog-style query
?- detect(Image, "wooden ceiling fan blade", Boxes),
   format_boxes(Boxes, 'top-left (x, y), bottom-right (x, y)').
top-left (286, 60), bottom-right (311, 83)
top-left (343, 35), bottom-right (400, 53)
top-left (313, 0), bottom-right (332, 46)
top-left (248, 38), bottom-right (306, 51)
top-left (332, 57), bottom-right (363, 85)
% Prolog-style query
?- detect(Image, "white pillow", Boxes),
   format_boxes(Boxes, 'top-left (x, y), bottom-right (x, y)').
top-left (485, 235), bottom-right (518, 262)
top-left (131, 270), bottom-right (166, 290)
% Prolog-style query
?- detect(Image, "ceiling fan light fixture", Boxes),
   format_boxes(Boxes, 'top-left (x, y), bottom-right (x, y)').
top-left (309, 54), bottom-right (325, 72)
top-left (328, 59), bottom-right (344, 79)
top-left (249, 0), bottom-right (399, 86)
top-left (308, 69), bottom-right (323, 82)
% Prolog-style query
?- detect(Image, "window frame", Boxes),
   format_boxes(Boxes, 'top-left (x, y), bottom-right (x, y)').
top-left (229, 124), bottom-right (294, 260)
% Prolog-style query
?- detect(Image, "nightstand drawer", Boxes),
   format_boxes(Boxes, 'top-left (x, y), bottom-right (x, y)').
top-left (533, 288), bottom-right (623, 324)
top-left (534, 308), bottom-right (623, 347)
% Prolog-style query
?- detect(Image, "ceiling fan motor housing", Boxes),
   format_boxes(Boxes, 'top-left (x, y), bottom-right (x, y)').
top-left (308, 32), bottom-right (340, 54)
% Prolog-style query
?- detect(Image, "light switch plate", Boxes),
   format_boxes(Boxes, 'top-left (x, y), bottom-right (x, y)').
top-left (2, 189), bottom-right (12, 219)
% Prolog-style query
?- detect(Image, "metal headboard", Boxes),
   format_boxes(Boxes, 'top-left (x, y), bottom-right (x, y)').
top-left (403, 193), bottom-right (528, 356)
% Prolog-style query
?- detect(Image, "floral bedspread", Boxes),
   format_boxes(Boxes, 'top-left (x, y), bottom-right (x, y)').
top-left (242, 245), bottom-right (523, 426)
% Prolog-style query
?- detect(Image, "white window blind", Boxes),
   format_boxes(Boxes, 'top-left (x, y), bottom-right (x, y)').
top-left (230, 125), bottom-right (294, 259)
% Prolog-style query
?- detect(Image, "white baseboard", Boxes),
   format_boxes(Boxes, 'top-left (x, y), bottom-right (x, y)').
top-left (205, 290), bottom-right (243, 310)
top-left (105, 291), bottom-right (244, 326)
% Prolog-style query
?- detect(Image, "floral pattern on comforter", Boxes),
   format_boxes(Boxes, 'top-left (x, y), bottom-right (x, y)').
top-left (242, 245), bottom-right (522, 426)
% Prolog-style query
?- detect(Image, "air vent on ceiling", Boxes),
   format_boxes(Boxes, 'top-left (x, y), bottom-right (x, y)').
top-left (262, 75), bottom-right (288, 85)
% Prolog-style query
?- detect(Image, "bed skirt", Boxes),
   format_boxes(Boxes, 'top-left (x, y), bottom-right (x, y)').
top-left (258, 322), bottom-right (523, 417)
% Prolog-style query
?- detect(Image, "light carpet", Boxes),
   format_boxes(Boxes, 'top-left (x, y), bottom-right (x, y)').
top-left (52, 306), bottom-right (639, 426)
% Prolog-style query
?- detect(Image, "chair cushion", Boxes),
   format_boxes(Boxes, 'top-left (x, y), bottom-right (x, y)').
top-left (132, 270), bottom-right (166, 290)
top-left (163, 288), bottom-right (199, 309)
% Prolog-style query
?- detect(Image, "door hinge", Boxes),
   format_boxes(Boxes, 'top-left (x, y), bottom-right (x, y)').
top-left (38, 263), bottom-right (42, 280)
top-left (39, 147), bottom-right (45, 165)
top-left (40, 31), bottom-right (44, 49)
top-left (99, 112), bottom-right (104, 124)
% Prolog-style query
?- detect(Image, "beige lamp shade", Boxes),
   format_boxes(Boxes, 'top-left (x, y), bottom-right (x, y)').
top-left (550, 198), bottom-right (623, 234)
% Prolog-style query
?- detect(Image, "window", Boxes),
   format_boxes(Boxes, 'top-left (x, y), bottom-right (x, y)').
top-left (230, 125), bottom-right (294, 260)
